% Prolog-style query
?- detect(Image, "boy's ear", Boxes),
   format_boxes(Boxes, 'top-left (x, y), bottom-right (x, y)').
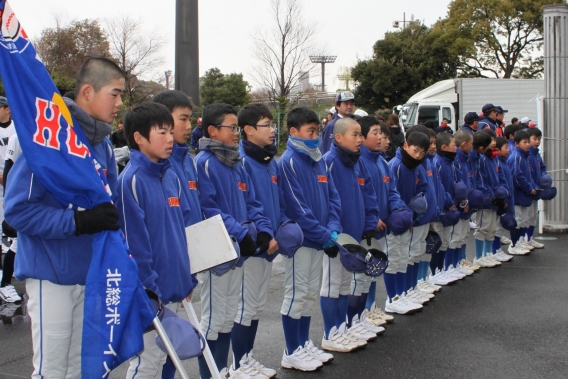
top-left (243, 125), bottom-right (255, 137)
top-left (133, 131), bottom-right (146, 146)
top-left (403, 141), bottom-right (409, 149)
top-left (77, 84), bottom-right (94, 102)
top-left (289, 126), bottom-right (298, 137)
top-left (334, 133), bottom-right (342, 144)
top-left (207, 125), bottom-right (217, 138)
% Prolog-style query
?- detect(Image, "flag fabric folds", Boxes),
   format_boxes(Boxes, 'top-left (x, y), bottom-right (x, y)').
top-left (0, 1), bottom-right (155, 377)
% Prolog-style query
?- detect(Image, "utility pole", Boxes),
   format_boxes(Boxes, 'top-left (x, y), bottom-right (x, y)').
top-left (165, 70), bottom-right (172, 89)
top-left (309, 56), bottom-right (337, 93)
top-left (175, 0), bottom-right (200, 105)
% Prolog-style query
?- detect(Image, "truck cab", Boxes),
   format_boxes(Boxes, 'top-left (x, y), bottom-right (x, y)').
top-left (399, 102), bottom-right (456, 131)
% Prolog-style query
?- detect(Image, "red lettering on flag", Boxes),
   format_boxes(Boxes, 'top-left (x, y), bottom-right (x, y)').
top-left (33, 98), bottom-right (62, 150)
top-left (318, 175), bottom-right (328, 183)
top-left (188, 181), bottom-right (197, 190)
top-left (66, 126), bottom-right (90, 158)
top-left (168, 197), bottom-right (180, 207)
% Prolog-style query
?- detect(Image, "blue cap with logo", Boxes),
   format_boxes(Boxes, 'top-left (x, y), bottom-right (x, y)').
top-left (0, 96), bottom-right (8, 107)
top-left (386, 208), bottom-right (413, 235)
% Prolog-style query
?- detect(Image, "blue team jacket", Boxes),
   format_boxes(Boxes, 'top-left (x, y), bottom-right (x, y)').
top-left (190, 127), bottom-right (203, 150)
top-left (117, 150), bottom-right (195, 304)
top-left (508, 147), bottom-right (537, 207)
top-left (454, 148), bottom-right (476, 219)
top-left (433, 154), bottom-right (460, 203)
top-left (427, 155), bottom-right (454, 217)
top-left (239, 141), bottom-right (287, 234)
top-left (195, 150), bottom-right (273, 244)
top-left (479, 116), bottom-right (497, 132)
top-left (479, 154), bottom-right (499, 197)
top-left (360, 146), bottom-right (407, 239)
top-left (388, 149), bottom-right (428, 219)
top-left (529, 146), bottom-right (547, 187)
top-left (5, 139), bottom-right (117, 285)
top-left (415, 156), bottom-right (442, 225)
top-left (318, 113), bottom-right (340, 154)
top-left (497, 156), bottom-right (515, 212)
top-left (278, 141), bottom-right (342, 249)
top-left (324, 144), bottom-right (378, 240)
top-left (170, 142), bottom-right (203, 226)
top-left (460, 124), bottom-right (476, 135)
top-left (468, 150), bottom-right (485, 193)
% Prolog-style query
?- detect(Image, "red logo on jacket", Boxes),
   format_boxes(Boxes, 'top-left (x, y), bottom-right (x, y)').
top-left (383, 175), bottom-right (390, 183)
top-left (358, 178), bottom-right (365, 185)
top-left (238, 182), bottom-right (247, 191)
top-left (188, 181), bottom-right (197, 190)
top-left (318, 175), bottom-right (328, 183)
top-left (168, 197), bottom-right (180, 207)
top-left (272, 175), bottom-right (278, 184)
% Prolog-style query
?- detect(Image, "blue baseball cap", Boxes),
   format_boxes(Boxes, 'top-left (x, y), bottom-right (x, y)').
top-left (0, 96), bottom-right (8, 107)
top-left (155, 307), bottom-right (205, 360)
top-left (262, 220), bottom-right (304, 260)
top-left (482, 103), bottom-right (496, 113)
top-left (495, 106), bottom-right (508, 113)
top-left (540, 173), bottom-right (553, 189)
top-left (454, 182), bottom-right (468, 203)
top-left (499, 213), bottom-right (517, 231)
top-left (408, 192), bottom-right (428, 214)
top-left (335, 91), bottom-right (355, 103)
top-left (464, 112), bottom-right (479, 123)
top-left (494, 186), bottom-right (509, 200)
top-left (540, 187), bottom-right (557, 200)
top-left (386, 208), bottom-right (413, 235)
top-left (360, 238), bottom-right (389, 277)
top-left (468, 189), bottom-right (484, 210)
top-left (438, 209), bottom-right (460, 227)
top-left (336, 234), bottom-right (368, 273)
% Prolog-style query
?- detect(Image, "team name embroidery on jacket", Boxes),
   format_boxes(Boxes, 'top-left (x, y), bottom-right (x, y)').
top-left (188, 181), bottom-right (197, 190)
top-left (168, 197), bottom-right (180, 207)
top-left (358, 177), bottom-right (365, 185)
top-left (415, 178), bottom-right (420, 184)
top-left (383, 175), bottom-right (390, 183)
top-left (238, 182), bottom-right (247, 191)
top-left (427, 170), bottom-right (433, 177)
top-left (272, 175), bottom-right (278, 184)
top-left (318, 175), bottom-right (328, 183)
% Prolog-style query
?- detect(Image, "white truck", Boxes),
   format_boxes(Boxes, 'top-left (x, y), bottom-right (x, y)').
top-left (397, 78), bottom-right (545, 131)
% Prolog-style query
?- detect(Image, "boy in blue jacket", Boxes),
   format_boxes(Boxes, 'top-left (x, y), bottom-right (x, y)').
top-left (525, 128), bottom-right (546, 249)
top-left (278, 108), bottom-right (347, 360)
top-left (238, 103), bottom-right (310, 374)
top-left (196, 104), bottom-right (275, 378)
top-left (358, 117), bottom-right (413, 317)
top-left (118, 103), bottom-right (197, 378)
top-left (388, 130), bottom-right (430, 310)
top-left (507, 130), bottom-right (539, 254)
top-left (4, 58), bottom-right (122, 378)
top-left (322, 117), bottom-right (381, 346)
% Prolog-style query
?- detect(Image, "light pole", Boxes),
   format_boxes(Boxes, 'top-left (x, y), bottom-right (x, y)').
top-left (165, 70), bottom-right (172, 89)
top-left (392, 13), bottom-right (411, 29)
top-left (309, 55), bottom-right (337, 93)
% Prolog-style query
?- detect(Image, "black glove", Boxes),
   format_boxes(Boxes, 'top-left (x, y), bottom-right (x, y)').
top-left (324, 245), bottom-right (339, 258)
top-left (491, 197), bottom-right (506, 208)
top-left (2, 220), bottom-right (17, 238)
top-left (74, 202), bottom-right (120, 236)
top-left (239, 233), bottom-right (257, 256)
top-left (256, 232), bottom-right (271, 254)
top-left (362, 230), bottom-right (375, 246)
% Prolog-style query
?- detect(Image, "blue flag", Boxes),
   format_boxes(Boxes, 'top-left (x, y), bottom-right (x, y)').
top-left (0, 2), bottom-right (155, 377)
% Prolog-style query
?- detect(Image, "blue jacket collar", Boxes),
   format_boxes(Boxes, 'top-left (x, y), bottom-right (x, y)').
top-left (130, 150), bottom-right (171, 177)
top-left (529, 146), bottom-right (540, 155)
top-left (461, 124), bottom-right (476, 135)
top-left (360, 145), bottom-right (380, 161)
top-left (515, 146), bottom-right (530, 158)
top-left (457, 148), bottom-right (470, 162)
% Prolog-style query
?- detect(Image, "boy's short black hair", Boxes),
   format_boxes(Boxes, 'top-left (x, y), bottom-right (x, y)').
top-left (503, 124), bottom-right (521, 139)
top-left (123, 103), bottom-right (174, 151)
top-left (473, 131), bottom-right (492, 149)
top-left (406, 131), bottom-right (430, 152)
top-left (201, 103), bottom-right (238, 138)
top-left (358, 116), bottom-right (380, 138)
top-left (238, 103), bottom-right (273, 140)
top-left (406, 124), bottom-right (435, 139)
top-left (514, 130), bottom-right (530, 144)
top-left (436, 132), bottom-right (454, 151)
top-left (152, 90), bottom-right (193, 112)
top-left (378, 120), bottom-right (390, 137)
top-left (442, 117), bottom-right (449, 122)
top-left (526, 128), bottom-right (542, 138)
top-left (511, 117), bottom-right (519, 124)
top-left (481, 128), bottom-right (496, 139)
top-left (496, 137), bottom-right (508, 150)
top-left (286, 107), bottom-right (319, 134)
top-left (75, 58), bottom-right (124, 94)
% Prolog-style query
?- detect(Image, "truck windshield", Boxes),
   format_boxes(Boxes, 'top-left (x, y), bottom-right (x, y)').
top-left (400, 104), bottom-right (417, 129)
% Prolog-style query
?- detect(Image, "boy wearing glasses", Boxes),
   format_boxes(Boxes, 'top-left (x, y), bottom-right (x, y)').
top-left (195, 103), bottom-right (274, 379)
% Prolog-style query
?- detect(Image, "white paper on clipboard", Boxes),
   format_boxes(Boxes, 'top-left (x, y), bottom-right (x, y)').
top-left (186, 214), bottom-right (238, 274)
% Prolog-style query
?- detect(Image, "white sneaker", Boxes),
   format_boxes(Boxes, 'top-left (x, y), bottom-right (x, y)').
top-left (230, 357), bottom-right (268, 378)
top-left (385, 296), bottom-right (419, 314)
top-left (469, 221), bottom-right (478, 228)
top-left (456, 266), bottom-right (474, 276)
top-left (484, 255), bottom-right (502, 266)
top-left (430, 272), bottom-right (451, 285)
top-left (281, 346), bottom-right (322, 371)
top-left (368, 305), bottom-right (394, 323)
top-left (508, 244), bottom-right (530, 255)
top-left (417, 280), bottom-right (436, 294)
top-left (491, 251), bottom-right (510, 262)
top-left (463, 259), bottom-right (481, 271)
top-left (528, 239), bottom-right (544, 249)
top-left (405, 291), bottom-right (429, 305)
top-left (0, 285), bottom-right (21, 303)
top-left (364, 308), bottom-right (387, 326)
top-left (447, 267), bottom-right (466, 279)
top-left (348, 320), bottom-right (378, 341)
top-left (359, 312), bottom-right (385, 335)
top-left (495, 250), bottom-right (513, 261)
top-left (415, 287), bottom-right (435, 299)
top-left (0, 303), bottom-right (20, 318)
top-left (321, 326), bottom-right (357, 352)
top-left (304, 340), bottom-right (333, 363)
top-left (518, 238), bottom-right (534, 251)
top-left (400, 296), bottom-right (423, 311)
top-left (500, 236), bottom-right (511, 245)
top-left (247, 352), bottom-right (277, 378)
top-left (474, 257), bottom-right (493, 268)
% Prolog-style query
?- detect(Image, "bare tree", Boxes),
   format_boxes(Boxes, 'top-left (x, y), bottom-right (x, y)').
top-left (251, 0), bottom-right (319, 113)
top-left (104, 16), bottom-right (166, 105)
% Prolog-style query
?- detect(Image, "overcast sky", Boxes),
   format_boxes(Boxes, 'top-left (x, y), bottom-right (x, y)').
top-left (13, 0), bottom-right (452, 92)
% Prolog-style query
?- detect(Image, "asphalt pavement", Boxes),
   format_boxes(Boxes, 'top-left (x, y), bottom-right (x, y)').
top-left (1, 232), bottom-right (567, 379)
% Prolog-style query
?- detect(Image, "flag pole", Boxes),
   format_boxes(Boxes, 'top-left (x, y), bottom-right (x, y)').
top-left (152, 317), bottom-right (190, 379)
top-left (183, 300), bottom-right (223, 379)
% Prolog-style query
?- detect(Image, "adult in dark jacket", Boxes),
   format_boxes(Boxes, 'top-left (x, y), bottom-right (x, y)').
top-left (318, 91), bottom-right (355, 154)
top-left (386, 113), bottom-right (405, 160)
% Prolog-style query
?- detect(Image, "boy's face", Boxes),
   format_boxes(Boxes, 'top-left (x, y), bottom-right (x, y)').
top-left (362, 124), bottom-right (381, 152)
top-left (442, 138), bottom-right (456, 153)
top-left (498, 143), bottom-right (509, 158)
top-left (428, 137), bottom-right (436, 155)
top-left (171, 106), bottom-right (192, 145)
top-left (86, 78), bottom-right (125, 123)
top-left (136, 124), bottom-right (174, 163)
top-left (489, 137), bottom-right (496, 150)
top-left (403, 142), bottom-right (425, 160)
top-left (379, 133), bottom-right (390, 153)
top-left (459, 139), bottom-right (472, 154)
top-left (516, 138), bottom-right (530, 152)
top-left (208, 114), bottom-right (239, 146)
top-left (335, 123), bottom-right (362, 153)
top-left (496, 113), bottom-right (504, 122)
top-left (290, 122), bottom-right (319, 140)
top-left (529, 135), bottom-right (541, 148)
top-left (441, 119), bottom-right (448, 126)
top-left (244, 117), bottom-right (275, 148)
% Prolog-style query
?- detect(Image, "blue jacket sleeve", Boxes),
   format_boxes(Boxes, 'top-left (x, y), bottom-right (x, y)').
top-left (510, 155), bottom-right (535, 196)
top-left (197, 158), bottom-right (248, 243)
top-left (117, 173), bottom-right (161, 299)
top-left (279, 156), bottom-right (333, 246)
top-left (4, 157), bottom-right (76, 239)
top-left (243, 169), bottom-right (273, 237)
top-left (361, 163), bottom-right (379, 232)
top-left (277, 165), bottom-right (290, 225)
top-left (479, 158), bottom-right (494, 197)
